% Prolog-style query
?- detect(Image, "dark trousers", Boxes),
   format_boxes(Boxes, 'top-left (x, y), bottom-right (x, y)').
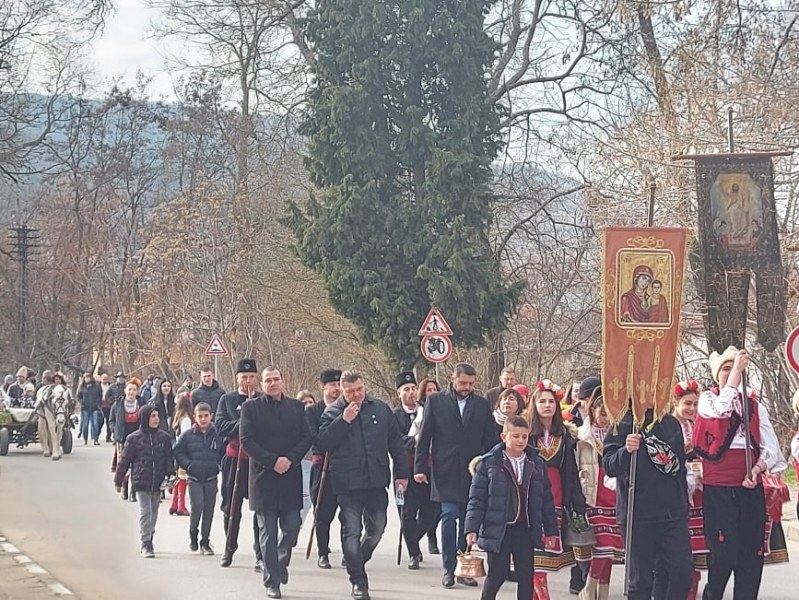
top-left (399, 480), bottom-right (440, 558)
top-left (188, 478), bottom-right (217, 543)
top-left (220, 455), bottom-right (262, 560)
top-left (441, 501), bottom-right (467, 574)
top-left (481, 524), bottom-right (534, 600)
top-left (101, 406), bottom-right (112, 441)
top-left (310, 462), bottom-right (339, 557)
top-left (256, 509), bottom-right (302, 589)
top-left (623, 517), bottom-right (693, 600)
top-left (338, 488), bottom-right (389, 586)
top-left (701, 484), bottom-right (765, 600)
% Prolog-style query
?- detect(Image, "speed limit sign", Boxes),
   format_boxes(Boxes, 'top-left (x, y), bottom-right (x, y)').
top-left (785, 326), bottom-right (799, 374)
top-left (420, 334), bottom-right (453, 363)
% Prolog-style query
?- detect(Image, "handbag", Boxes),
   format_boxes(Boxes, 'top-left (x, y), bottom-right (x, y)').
top-left (454, 545), bottom-right (486, 578)
top-left (563, 512), bottom-right (596, 547)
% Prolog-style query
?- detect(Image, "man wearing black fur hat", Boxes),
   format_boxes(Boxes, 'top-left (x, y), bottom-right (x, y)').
top-left (216, 358), bottom-right (263, 569)
top-left (306, 368), bottom-right (342, 569)
top-left (392, 370), bottom-right (439, 570)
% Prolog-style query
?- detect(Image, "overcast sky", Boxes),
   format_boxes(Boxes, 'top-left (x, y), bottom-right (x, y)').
top-left (88, 0), bottom-right (175, 99)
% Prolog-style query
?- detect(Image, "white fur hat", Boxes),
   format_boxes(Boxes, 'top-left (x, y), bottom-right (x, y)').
top-left (708, 346), bottom-right (738, 383)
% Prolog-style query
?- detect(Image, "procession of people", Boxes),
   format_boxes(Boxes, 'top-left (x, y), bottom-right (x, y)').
top-left (1, 353), bottom-right (797, 600)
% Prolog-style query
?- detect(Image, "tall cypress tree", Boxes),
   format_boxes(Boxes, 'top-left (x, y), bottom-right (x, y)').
top-left (288, 0), bottom-right (520, 369)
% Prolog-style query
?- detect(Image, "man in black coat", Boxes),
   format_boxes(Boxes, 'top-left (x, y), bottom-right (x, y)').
top-left (241, 366), bottom-right (311, 599)
top-left (318, 370), bottom-right (409, 600)
top-left (414, 362), bottom-right (498, 589)
top-left (215, 358), bottom-right (263, 569)
top-left (191, 366), bottom-right (226, 413)
top-left (306, 368), bottom-right (342, 569)
top-left (392, 370), bottom-right (439, 570)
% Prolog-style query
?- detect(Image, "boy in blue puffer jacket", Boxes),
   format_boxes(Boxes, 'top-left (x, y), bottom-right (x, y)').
top-left (174, 402), bottom-right (225, 555)
top-left (465, 415), bottom-right (559, 600)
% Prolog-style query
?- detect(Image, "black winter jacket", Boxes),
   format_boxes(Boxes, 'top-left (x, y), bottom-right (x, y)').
top-left (77, 381), bottom-right (103, 412)
top-left (465, 443), bottom-right (558, 553)
top-left (173, 424), bottom-right (224, 481)
top-left (114, 405), bottom-right (175, 492)
top-left (191, 382), bottom-right (225, 414)
top-left (603, 409), bottom-right (688, 525)
top-left (318, 395), bottom-right (409, 495)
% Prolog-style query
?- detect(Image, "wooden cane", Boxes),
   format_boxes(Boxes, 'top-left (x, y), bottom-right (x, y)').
top-left (305, 452), bottom-right (330, 559)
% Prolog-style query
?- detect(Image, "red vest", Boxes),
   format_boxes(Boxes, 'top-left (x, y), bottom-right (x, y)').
top-left (693, 391), bottom-right (761, 486)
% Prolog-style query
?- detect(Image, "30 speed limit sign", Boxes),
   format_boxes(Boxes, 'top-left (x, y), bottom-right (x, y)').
top-left (420, 334), bottom-right (453, 363)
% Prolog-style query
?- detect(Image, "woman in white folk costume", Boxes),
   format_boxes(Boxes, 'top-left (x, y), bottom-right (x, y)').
top-left (525, 379), bottom-right (586, 600)
top-left (692, 347), bottom-right (788, 600)
top-left (574, 383), bottom-right (623, 600)
top-left (670, 380), bottom-right (707, 600)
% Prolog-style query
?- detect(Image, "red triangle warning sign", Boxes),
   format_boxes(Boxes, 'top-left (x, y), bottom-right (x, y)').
top-left (205, 334), bottom-right (229, 356)
top-left (417, 307), bottom-right (453, 336)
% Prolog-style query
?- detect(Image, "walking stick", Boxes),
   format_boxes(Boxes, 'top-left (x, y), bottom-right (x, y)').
top-left (396, 487), bottom-right (405, 566)
top-left (305, 453), bottom-right (330, 559)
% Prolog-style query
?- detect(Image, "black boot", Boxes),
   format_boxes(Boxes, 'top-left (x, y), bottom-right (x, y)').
top-left (121, 480), bottom-right (129, 500)
top-left (189, 530), bottom-right (199, 552)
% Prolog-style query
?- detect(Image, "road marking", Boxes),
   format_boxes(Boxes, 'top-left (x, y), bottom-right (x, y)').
top-left (13, 553), bottom-right (32, 564)
top-left (0, 541), bottom-right (20, 553)
top-left (25, 562), bottom-right (48, 575)
top-left (49, 583), bottom-right (74, 596)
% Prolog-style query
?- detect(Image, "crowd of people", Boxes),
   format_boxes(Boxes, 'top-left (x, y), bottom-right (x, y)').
top-left (2, 351), bottom-right (798, 600)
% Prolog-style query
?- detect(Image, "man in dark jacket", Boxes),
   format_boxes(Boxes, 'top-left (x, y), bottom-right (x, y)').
top-left (485, 366), bottom-right (518, 410)
top-left (114, 404), bottom-right (174, 558)
top-left (174, 402), bottom-right (225, 555)
top-left (603, 407), bottom-right (693, 600)
top-left (240, 366), bottom-right (311, 599)
top-left (306, 368), bottom-right (342, 569)
top-left (77, 372), bottom-right (103, 445)
top-left (191, 366), bottom-right (226, 413)
top-left (319, 370), bottom-right (409, 600)
top-left (414, 362), bottom-right (498, 588)
top-left (215, 358), bottom-right (263, 569)
top-left (392, 370), bottom-right (438, 570)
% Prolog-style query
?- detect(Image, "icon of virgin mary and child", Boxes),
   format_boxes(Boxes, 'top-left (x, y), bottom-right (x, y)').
top-left (619, 265), bottom-right (669, 325)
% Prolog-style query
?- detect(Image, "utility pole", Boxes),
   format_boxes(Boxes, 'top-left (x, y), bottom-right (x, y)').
top-left (9, 225), bottom-right (39, 354)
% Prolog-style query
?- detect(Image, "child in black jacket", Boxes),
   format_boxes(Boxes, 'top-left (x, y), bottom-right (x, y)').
top-left (174, 402), bottom-right (225, 555)
top-left (114, 404), bottom-right (174, 558)
top-left (465, 415), bottom-right (558, 600)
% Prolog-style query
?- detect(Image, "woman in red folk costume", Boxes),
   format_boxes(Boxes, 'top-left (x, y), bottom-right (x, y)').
top-left (671, 380), bottom-right (706, 600)
top-left (574, 383), bottom-right (623, 600)
top-left (693, 347), bottom-right (788, 600)
top-left (526, 379), bottom-right (586, 600)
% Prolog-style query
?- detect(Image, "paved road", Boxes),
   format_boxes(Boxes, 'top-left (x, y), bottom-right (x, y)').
top-left (0, 441), bottom-right (796, 599)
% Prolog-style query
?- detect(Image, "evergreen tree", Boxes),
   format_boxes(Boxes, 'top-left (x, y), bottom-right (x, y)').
top-left (287, 0), bottom-right (520, 369)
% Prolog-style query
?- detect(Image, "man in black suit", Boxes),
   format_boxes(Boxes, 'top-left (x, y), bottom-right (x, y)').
top-left (414, 362), bottom-right (498, 588)
top-left (240, 366), bottom-right (311, 599)
top-left (392, 371), bottom-right (439, 570)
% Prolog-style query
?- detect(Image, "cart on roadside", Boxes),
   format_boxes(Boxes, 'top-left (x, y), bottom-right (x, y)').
top-left (0, 407), bottom-right (73, 456)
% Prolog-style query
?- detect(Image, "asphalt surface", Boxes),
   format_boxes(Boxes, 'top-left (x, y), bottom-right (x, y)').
top-left (0, 439), bottom-right (797, 599)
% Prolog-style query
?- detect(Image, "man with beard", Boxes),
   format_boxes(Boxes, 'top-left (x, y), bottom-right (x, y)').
top-left (306, 368), bottom-right (342, 569)
top-left (392, 371), bottom-right (439, 570)
top-left (215, 358), bottom-right (263, 570)
top-left (319, 370), bottom-right (408, 600)
top-left (241, 366), bottom-right (311, 599)
top-left (415, 362), bottom-right (498, 589)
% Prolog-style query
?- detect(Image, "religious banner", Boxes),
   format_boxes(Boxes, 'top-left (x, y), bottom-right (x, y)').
top-left (691, 154), bottom-right (786, 352)
top-left (602, 227), bottom-right (688, 426)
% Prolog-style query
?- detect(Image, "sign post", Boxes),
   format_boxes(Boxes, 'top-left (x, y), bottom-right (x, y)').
top-left (205, 334), bottom-right (229, 380)
top-left (418, 308), bottom-right (453, 383)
